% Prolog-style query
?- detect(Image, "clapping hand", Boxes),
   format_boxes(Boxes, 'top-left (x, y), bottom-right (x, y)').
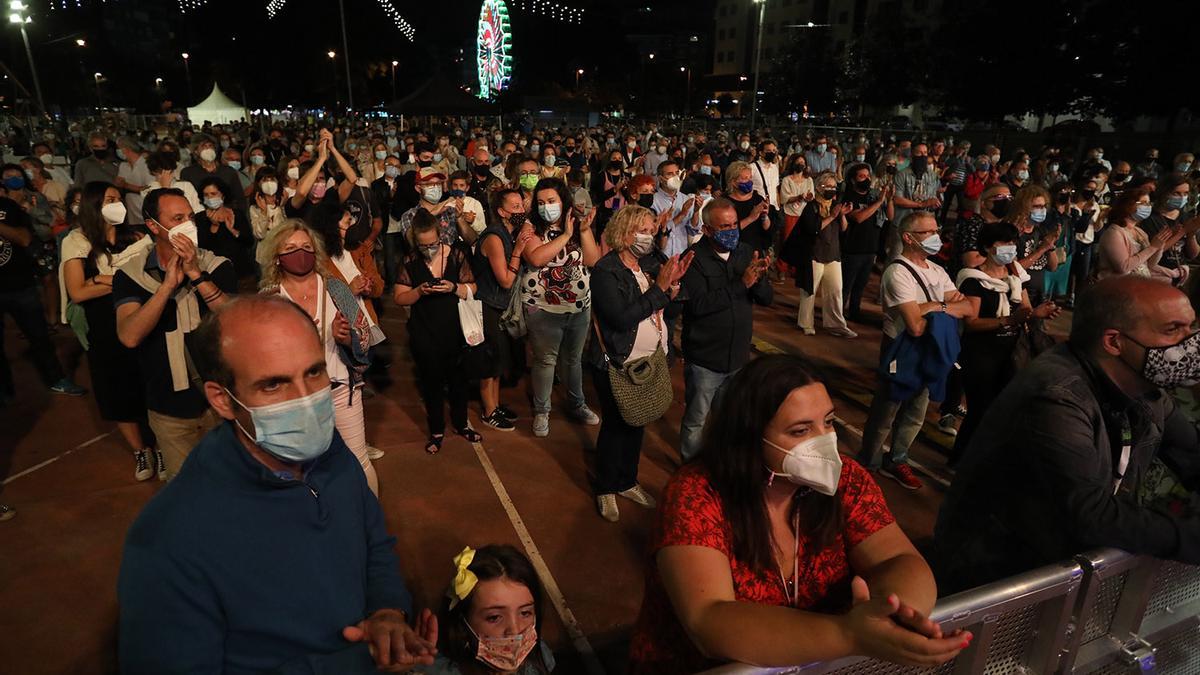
top-left (655, 251), bottom-right (695, 292)
top-left (342, 608), bottom-right (437, 672)
top-left (1032, 301), bottom-right (1061, 320)
top-left (742, 250), bottom-right (770, 287)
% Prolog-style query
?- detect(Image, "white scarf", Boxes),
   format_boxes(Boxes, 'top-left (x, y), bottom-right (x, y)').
top-left (955, 262), bottom-right (1030, 318)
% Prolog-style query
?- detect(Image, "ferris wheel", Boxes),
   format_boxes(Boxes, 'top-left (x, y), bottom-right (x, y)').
top-left (476, 0), bottom-right (513, 100)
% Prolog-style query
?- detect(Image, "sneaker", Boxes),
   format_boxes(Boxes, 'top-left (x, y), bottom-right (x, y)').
top-left (618, 484), bottom-right (658, 509)
top-left (829, 327), bottom-right (859, 339)
top-left (596, 494), bottom-right (620, 522)
top-left (568, 405), bottom-right (600, 426)
top-left (366, 445), bottom-right (385, 460)
top-left (481, 410), bottom-right (515, 432)
top-left (134, 450), bottom-right (154, 482)
top-left (494, 404), bottom-right (518, 421)
top-left (0, 504), bottom-right (15, 522)
top-left (950, 404), bottom-right (967, 419)
top-left (532, 413), bottom-right (550, 437)
top-left (49, 378), bottom-right (86, 396)
top-left (801, 327), bottom-right (816, 336)
top-left (937, 414), bottom-right (960, 437)
top-left (880, 464), bottom-right (924, 490)
top-left (154, 450), bottom-right (168, 481)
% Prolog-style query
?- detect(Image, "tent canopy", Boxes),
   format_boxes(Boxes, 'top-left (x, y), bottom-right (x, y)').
top-left (390, 78), bottom-right (498, 116)
top-left (187, 84), bottom-right (248, 125)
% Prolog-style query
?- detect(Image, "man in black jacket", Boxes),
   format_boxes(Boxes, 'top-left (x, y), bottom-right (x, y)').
top-left (935, 276), bottom-right (1200, 593)
top-left (678, 197), bottom-right (774, 461)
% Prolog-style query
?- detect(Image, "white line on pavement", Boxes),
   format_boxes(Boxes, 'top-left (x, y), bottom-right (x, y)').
top-left (470, 441), bottom-right (606, 675)
top-left (3, 431), bottom-right (114, 485)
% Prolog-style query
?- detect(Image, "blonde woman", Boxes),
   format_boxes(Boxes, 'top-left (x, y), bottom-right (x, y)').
top-left (781, 171), bottom-right (856, 337)
top-left (258, 219), bottom-right (380, 496)
top-left (1004, 185), bottom-right (1059, 305)
top-left (588, 204), bottom-right (692, 521)
top-left (725, 160), bottom-right (771, 251)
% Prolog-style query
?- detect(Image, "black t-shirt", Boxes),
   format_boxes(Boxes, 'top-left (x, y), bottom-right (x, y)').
top-left (0, 197), bottom-right (36, 292)
top-left (1142, 213), bottom-right (1184, 269)
top-left (732, 193), bottom-right (769, 251)
top-left (959, 277), bottom-right (1019, 338)
top-left (841, 187), bottom-right (883, 255)
top-left (112, 251), bottom-right (237, 417)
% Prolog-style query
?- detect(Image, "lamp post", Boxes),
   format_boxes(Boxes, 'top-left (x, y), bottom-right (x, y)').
top-left (181, 52), bottom-right (192, 105)
top-left (680, 66), bottom-right (691, 116)
top-left (337, 0), bottom-right (354, 110)
top-left (327, 50), bottom-right (339, 111)
top-left (749, 0), bottom-right (767, 131)
top-left (93, 72), bottom-right (103, 109)
top-left (390, 60), bottom-right (398, 102)
top-left (155, 77), bottom-right (163, 89)
top-left (8, 1), bottom-right (45, 114)
top-left (575, 68), bottom-right (583, 90)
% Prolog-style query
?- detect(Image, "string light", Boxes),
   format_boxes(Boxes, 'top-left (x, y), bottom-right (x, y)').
top-left (177, 0), bottom-right (208, 12)
top-left (265, 0), bottom-right (414, 41)
top-left (512, 0), bottom-right (584, 24)
top-left (266, 0), bottom-right (287, 18)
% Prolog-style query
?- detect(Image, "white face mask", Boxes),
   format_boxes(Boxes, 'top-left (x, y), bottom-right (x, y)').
top-left (101, 201), bottom-right (127, 225)
top-left (286, 167), bottom-right (300, 180)
top-left (167, 220), bottom-right (199, 248)
top-left (538, 202), bottom-right (562, 223)
top-left (39, 153), bottom-right (53, 165)
top-left (260, 181), bottom-right (279, 196)
top-left (763, 431), bottom-right (842, 496)
top-left (199, 147), bottom-right (217, 163)
top-left (665, 175), bottom-right (682, 192)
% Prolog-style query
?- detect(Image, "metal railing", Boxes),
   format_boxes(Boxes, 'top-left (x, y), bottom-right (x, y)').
top-left (699, 550), bottom-right (1200, 675)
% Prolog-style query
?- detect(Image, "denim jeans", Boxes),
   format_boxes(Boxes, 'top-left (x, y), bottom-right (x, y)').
top-left (841, 253), bottom-right (876, 320)
top-left (0, 286), bottom-right (64, 395)
top-left (857, 339), bottom-right (929, 469)
top-left (680, 362), bottom-right (735, 461)
top-left (526, 307), bottom-right (590, 415)
top-left (383, 232), bottom-right (406, 288)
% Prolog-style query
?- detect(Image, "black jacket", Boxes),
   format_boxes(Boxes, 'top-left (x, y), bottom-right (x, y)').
top-left (935, 343), bottom-right (1200, 593)
top-left (587, 251), bottom-right (668, 367)
top-left (680, 240), bottom-right (773, 373)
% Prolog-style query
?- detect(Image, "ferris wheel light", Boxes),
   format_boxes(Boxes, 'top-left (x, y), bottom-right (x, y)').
top-left (476, 0), bottom-right (513, 100)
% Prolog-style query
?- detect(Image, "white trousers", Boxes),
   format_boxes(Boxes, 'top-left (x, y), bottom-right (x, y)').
top-left (797, 260), bottom-right (848, 331)
top-left (332, 383), bottom-right (379, 497)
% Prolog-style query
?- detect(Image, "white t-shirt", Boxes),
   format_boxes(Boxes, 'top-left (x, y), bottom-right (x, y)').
top-left (461, 195), bottom-right (487, 234)
top-left (629, 270), bottom-right (668, 360)
top-left (880, 256), bottom-right (957, 339)
top-left (750, 160), bottom-right (780, 208)
top-left (119, 156), bottom-right (153, 224)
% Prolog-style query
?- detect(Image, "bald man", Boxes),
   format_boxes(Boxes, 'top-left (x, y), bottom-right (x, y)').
top-left (118, 296), bottom-right (435, 674)
top-left (936, 276), bottom-right (1200, 592)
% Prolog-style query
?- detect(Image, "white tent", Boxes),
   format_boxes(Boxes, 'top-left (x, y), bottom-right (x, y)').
top-left (186, 84), bottom-right (247, 125)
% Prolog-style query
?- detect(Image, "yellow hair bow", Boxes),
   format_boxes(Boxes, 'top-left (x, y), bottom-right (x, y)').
top-left (448, 546), bottom-right (478, 609)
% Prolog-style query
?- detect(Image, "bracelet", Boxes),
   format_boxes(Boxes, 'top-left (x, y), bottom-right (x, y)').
top-left (508, 265), bottom-right (519, 273)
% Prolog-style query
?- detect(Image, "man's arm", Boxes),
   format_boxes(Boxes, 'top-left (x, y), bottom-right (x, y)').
top-left (0, 221), bottom-right (32, 247)
top-left (116, 267), bottom-right (178, 348)
top-left (361, 473), bottom-right (413, 617)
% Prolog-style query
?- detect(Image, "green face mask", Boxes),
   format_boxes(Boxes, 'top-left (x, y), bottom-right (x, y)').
top-left (519, 173), bottom-right (539, 191)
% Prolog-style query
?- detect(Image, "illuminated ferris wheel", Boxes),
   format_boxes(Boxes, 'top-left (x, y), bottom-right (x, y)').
top-left (476, 0), bottom-right (513, 100)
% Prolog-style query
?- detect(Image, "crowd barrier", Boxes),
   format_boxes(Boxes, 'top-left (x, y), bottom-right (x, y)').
top-left (699, 550), bottom-right (1200, 675)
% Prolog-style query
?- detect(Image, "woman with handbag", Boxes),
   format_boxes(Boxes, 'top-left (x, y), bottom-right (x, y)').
top-left (394, 210), bottom-right (483, 455)
top-left (520, 178), bottom-right (603, 437)
top-left (951, 221), bottom-right (1059, 464)
top-left (258, 219), bottom-right (380, 495)
top-left (589, 204), bottom-right (692, 522)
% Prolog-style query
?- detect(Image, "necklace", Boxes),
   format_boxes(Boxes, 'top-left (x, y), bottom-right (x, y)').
top-left (776, 509), bottom-right (801, 608)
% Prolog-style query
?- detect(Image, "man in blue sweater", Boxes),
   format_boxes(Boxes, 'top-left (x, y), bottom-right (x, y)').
top-left (118, 295), bottom-right (436, 674)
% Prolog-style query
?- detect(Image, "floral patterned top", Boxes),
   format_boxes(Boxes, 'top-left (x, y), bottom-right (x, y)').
top-left (627, 461), bottom-right (895, 675)
top-left (520, 229), bottom-right (590, 314)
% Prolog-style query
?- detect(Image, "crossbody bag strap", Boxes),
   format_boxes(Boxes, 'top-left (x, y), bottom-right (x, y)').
top-left (754, 161), bottom-right (772, 207)
top-left (890, 257), bottom-right (933, 303)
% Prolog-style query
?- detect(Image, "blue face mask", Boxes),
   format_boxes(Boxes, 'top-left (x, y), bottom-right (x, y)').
top-left (448, 188), bottom-right (466, 198)
top-left (227, 160), bottom-right (242, 171)
top-left (712, 227), bottom-right (740, 251)
top-left (736, 180), bottom-right (754, 194)
top-left (203, 196), bottom-right (224, 210)
top-left (1177, 162), bottom-right (1192, 173)
top-left (992, 244), bottom-right (1018, 265)
top-left (1134, 204), bottom-right (1154, 221)
top-left (917, 233), bottom-right (942, 255)
top-left (1167, 195), bottom-right (1188, 211)
top-left (384, 165), bottom-right (400, 179)
top-left (1029, 207), bottom-right (1047, 223)
top-left (2, 176), bottom-right (25, 191)
top-left (699, 165), bottom-right (712, 175)
top-left (375, 150), bottom-right (388, 161)
top-left (227, 386), bottom-right (336, 464)
top-left (116, 148), bottom-right (128, 161)
top-left (251, 155), bottom-right (266, 166)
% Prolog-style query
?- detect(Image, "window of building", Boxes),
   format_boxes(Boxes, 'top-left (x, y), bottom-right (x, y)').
top-left (726, 50), bottom-right (735, 63)
top-left (729, 27), bottom-right (736, 38)
top-left (717, 51), bottom-right (726, 63)
top-left (718, 28), bottom-right (726, 40)
top-left (719, 4), bottom-right (727, 17)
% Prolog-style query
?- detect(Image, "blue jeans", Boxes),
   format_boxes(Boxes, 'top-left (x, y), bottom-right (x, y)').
top-left (526, 307), bottom-right (590, 415)
top-left (0, 286), bottom-right (65, 396)
top-left (680, 362), bottom-right (735, 461)
top-left (857, 338), bottom-right (928, 469)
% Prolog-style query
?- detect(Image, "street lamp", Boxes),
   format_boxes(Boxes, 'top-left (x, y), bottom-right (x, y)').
top-left (575, 68), bottom-right (584, 89)
top-left (8, 0), bottom-right (45, 114)
top-left (181, 52), bottom-right (192, 105)
top-left (75, 38), bottom-right (85, 47)
top-left (327, 50), bottom-right (339, 111)
top-left (155, 77), bottom-right (163, 89)
top-left (93, 72), bottom-right (103, 109)
top-left (680, 66), bottom-right (691, 116)
top-left (749, 0), bottom-right (767, 131)
top-left (391, 60), bottom-right (398, 102)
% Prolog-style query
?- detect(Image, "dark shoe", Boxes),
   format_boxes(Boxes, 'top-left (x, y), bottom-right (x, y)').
top-left (154, 450), bottom-right (167, 481)
top-left (880, 464), bottom-right (924, 490)
top-left (134, 449), bottom-right (154, 482)
top-left (0, 504), bottom-right (15, 521)
top-left (425, 434), bottom-right (444, 455)
top-left (456, 427), bottom-right (483, 443)
top-left (481, 410), bottom-right (515, 431)
top-left (49, 379), bottom-right (86, 396)
top-left (494, 404), bottom-right (518, 421)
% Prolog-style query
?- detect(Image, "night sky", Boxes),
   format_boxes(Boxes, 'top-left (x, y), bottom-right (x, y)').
top-left (2, 0), bottom-right (712, 114)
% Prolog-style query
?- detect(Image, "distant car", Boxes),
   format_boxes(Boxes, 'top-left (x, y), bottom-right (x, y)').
top-left (923, 117), bottom-right (965, 133)
top-left (884, 115), bottom-right (915, 130)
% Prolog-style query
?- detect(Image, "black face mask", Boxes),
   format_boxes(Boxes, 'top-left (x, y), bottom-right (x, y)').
top-left (1111, 172), bottom-right (1129, 183)
top-left (1056, 192), bottom-right (1071, 205)
top-left (763, 152), bottom-right (777, 163)
top-left (792, 164), bottom-right (806, 175)
top-left (885, 165), bottom-right (897, 176)
top-left (911, 156), bottom-right (928, 173)
top-left (854, 179), bottom-right (871, 192)
top-left (473, 164), bottom-right (491, 177)
top-left (418, 160), bottom-right (432, 168)
top-left (822, 189), bottom-right (838, 200)
top-left (637, 194), bottom-right (654, 208)
top-left (989, 199), bottom-right (1011, 218)
top-left (92, 148), bottom-right (109, 160)
top-left (508, 211), bottom-right (527, 227)
top-left (609, 160), bottom-right (624, 171)
top-left (1079, 189), bottom-right (1095, 200)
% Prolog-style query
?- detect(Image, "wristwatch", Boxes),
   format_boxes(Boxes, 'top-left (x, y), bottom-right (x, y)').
top-left (190, 271), bottom-right (214, 286)
top-left (940, 301), bottom-right (947, 313)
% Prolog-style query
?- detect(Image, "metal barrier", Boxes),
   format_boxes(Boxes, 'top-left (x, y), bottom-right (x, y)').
top-left (699, 552), bottom-right (1200, 675)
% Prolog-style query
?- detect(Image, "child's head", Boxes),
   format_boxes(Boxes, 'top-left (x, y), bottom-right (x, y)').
top-left (442, 545), bottom-right (546, 673)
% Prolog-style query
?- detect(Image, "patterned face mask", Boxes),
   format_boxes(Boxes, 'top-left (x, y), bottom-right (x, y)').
top-left (1126, 331), bottom-right (1200, 388)
top-left (466, 619), bottom-right (537, 671)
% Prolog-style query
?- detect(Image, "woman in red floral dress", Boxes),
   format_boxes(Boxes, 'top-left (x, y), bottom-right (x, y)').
top-left (628, 355), bottom-right (970, 674)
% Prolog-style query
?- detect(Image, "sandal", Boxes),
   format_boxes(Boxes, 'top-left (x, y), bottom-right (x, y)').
top-left (425, 434), bottom-right (445, 455)
top-left (456, 427), bottom-right (483, 443)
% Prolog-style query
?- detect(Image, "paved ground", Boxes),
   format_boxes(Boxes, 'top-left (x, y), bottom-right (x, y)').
top-left (0, 274), bottom-right (1028, 674)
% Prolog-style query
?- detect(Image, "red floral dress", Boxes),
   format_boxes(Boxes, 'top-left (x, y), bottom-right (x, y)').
top-left (627, 461), bottom-right (895, 674)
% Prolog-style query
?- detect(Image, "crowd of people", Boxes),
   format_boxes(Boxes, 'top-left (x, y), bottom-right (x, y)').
top-left (1, 115), bottom-right (1200, 674)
